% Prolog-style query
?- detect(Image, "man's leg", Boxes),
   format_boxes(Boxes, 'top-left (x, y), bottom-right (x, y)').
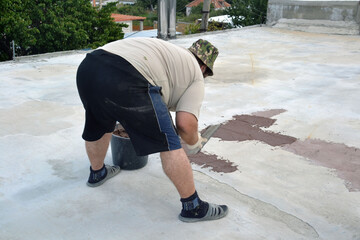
top-left (160, 148), bottom-right (228, 222)
top-left (85, 133), bottom-right (112, 170)
top-left (85, 133), bottom-right (120, 187)
top-left (160, 148), bottom-right (195, 198)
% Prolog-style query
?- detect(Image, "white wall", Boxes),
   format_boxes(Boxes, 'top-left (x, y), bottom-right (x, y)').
top-left (119, 20), bottom-right (133, 33)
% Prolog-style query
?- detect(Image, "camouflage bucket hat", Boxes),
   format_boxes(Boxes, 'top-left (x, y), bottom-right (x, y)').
top-left (188, 39), bottom-right (219, 76)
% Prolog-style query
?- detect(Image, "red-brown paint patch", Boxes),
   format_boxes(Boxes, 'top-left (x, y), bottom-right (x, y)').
top-left (188, 109), bottom-right (360, 192)
top-left (212, 114), bottom-right (297, 146)
top-left (188, 152), bottom-right (238, 173)
top-left (252, 109), bottom-right (287, 118)
top-left (188, 110), bottom-right (293, 173)
top-left (283, 139), bottom-right (360, 191)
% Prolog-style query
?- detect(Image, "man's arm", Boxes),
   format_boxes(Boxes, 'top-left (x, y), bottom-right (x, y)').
top-left (175, 111), bottom-right (199, 145)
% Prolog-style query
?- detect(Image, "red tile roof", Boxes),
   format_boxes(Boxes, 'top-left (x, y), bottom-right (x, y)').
top-left (186, 0), bottom-right (231, 9)
top-left (111, 14), bottom-right (146, 22)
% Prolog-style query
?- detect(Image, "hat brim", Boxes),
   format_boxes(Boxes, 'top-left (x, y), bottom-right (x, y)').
top-left (191, 53), bottom-right (214, 76)
top-left (205, 67), bottom-right (213, 76)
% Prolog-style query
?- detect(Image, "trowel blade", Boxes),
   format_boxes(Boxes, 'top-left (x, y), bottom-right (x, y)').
top-left (186, 124), bottom-right (221, 155)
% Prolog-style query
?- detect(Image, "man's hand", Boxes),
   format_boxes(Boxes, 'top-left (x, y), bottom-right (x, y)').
top-left (186, 132), bottom-right (207, 152)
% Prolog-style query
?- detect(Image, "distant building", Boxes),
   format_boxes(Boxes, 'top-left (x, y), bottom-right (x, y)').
top-left (118, 0), bottom-right (136, 5)
top-left (267, 0), bottom-right (360, 35)
top-left (91, 0), bottom-right (136, 7)
top-left (185, 0), bottom-right (231, 16)
top-left (91, 0), bottom-right (117, 7)
top-left (207, 15), bottom-right (239, 28)
top-left (111, 13), bottom-right (146, 33)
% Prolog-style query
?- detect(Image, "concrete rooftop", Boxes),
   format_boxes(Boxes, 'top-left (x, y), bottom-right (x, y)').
top-left (0, 26), bottom-right (359, 240)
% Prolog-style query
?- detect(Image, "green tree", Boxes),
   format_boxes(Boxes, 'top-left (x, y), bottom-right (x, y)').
top-left (191, 2), bottom-right (204, 15)
top-left (136, 0), bottom-right (157, 11)
top-left (0, 0), bottom-right (126, 61)
top-left (179, 2), bottom-right (218, 24)
top-left (88, 2), bottom-right (127, 48)
top-left (0, 0), bottom-right (38, 61)
top-left (225, 0), bottom-right (268, 27)
top-left (176, 0), bottom-right (191, 15)
top-left (117, 3), bottom-right (146, 16)
top-left (117, 3), bottom-right (157, 27)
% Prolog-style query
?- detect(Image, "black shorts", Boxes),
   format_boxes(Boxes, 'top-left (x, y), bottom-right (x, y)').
top-left (76, 49), bottom-right (182, 156)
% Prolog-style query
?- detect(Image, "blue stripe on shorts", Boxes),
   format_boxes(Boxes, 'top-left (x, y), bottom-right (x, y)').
top-left (148, 84), bottom-right (182, 151)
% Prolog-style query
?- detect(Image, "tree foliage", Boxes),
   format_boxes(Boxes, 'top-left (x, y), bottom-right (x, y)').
top-left (135, 0), bottom-right (157, 11)
top-left (0, 0), bottom-right (126, 61)
top-left (178, 2), bottom-right (220, 23)
top-left (0, 0), bottom-right (37, 61)
top-left (176, 0), bottom-right (191, 15)
top-left (225, 0), bottom-right (268, 27)
top-left (117, 3), bottom-right (146, 15)
top-left (117, 2), bottom-right (156, 26)
top-left (184, 21), bottom-right (227, 35)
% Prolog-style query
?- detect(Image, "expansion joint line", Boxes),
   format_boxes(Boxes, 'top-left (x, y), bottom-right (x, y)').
top-left (192, 169), bottom-right (320, 238)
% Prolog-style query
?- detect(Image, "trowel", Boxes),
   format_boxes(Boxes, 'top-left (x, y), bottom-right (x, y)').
top-left (184, 124), bottom-right (221, 155)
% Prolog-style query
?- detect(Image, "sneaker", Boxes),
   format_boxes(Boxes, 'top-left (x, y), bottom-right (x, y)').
top-left (178, 203), bottom-right (228, 223)
top-left (86, 165), bottom-right (120, 187)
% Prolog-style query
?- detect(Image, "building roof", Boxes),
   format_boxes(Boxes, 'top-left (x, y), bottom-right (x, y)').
top-left (118, 0), bottom-right (136, 3)
top-left (111, 13), bottom-right (146, 22)
top-left (186, 0), bottom-right (231, 9)
top-left (1, 26), bottom-right (360, 239)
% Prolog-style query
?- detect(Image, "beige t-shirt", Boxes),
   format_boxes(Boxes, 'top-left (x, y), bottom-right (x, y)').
top-left (99, 37), bottom-right (204, 119)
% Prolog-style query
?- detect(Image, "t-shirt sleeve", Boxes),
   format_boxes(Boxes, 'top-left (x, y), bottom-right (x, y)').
top-left (175, 80), bottom-right (204, 120)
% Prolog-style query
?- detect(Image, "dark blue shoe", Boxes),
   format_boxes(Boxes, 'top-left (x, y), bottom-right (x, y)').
top-left (86, 165), bottom-right (120, 187)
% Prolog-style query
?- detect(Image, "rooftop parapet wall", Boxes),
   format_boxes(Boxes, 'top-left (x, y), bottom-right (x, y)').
top-left (267, 0), bottom-right (360, 34)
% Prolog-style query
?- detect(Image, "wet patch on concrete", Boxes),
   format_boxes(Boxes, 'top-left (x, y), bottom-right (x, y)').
top-left (189, 109), bottom-right (360, 191)
top-left (47, 159), bottom-right (77, 180)
top-left (188, 152), bottom-right (238, 173)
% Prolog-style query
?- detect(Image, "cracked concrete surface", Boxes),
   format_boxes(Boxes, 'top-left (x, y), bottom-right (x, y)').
top-left (0, 27), bottom-right (360, 239)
